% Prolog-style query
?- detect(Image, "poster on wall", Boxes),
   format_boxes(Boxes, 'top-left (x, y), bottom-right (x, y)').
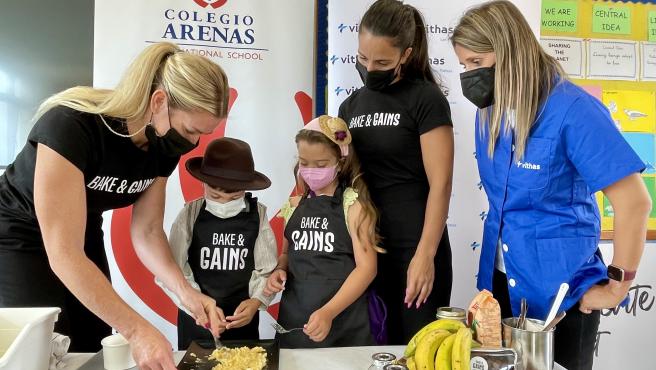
top-left (540, 1), bottom-right (655, 369)
top-left (94, 0), bottom-right (315, 347)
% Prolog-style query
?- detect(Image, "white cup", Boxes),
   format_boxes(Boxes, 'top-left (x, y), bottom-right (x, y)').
top-left (101, 333), bottom-right (136, 370)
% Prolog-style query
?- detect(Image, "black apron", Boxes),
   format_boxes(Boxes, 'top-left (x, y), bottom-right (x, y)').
top-left (177, 194), bottom-right (260, 350)
top-left (277, 185), bottom-right (372, 348)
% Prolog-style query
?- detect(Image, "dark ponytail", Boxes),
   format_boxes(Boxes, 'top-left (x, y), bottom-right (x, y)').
top-left (360, 0), bottom-right (442, 87)
top-left (406, 7), bottom-right (437, 84)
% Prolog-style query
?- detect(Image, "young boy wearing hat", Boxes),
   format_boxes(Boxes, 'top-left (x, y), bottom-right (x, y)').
top-left (159, 137), bottom-right (278, 349)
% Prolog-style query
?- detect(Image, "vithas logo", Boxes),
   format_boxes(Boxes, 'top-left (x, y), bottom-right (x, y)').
top-left (337, 23), bottom-right (359, 33)
top-left (193, 0), bottom-right (228, 9)
top-left (516, 161), bottom-right (541, 170)
top-left (330, 54), bottom-right (357, 65)
top-left (334, 86), bottom-right (359, 97)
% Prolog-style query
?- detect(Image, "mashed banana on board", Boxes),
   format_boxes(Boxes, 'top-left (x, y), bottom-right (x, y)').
top-left (209, 346), bottom-right (267, 370)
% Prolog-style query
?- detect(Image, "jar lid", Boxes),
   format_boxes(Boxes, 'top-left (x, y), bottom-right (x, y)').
top-left (384, 365), bottom-right (409, 370)
top-left (372, 352), bottom-right (396, 366)
top-left (436, 306), bottom-right (467, 318)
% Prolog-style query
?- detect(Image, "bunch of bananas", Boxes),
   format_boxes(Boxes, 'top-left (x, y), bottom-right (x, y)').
top-left (403, 319), bottom-right (477, 370)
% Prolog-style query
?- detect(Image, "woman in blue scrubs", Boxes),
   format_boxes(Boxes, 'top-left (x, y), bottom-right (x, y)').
top-left (451, 2), bottom-right (651, 369)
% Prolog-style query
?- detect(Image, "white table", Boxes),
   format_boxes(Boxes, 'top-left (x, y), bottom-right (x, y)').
top-left (63, 345), bottom-right (566, 369)
top-left (63, 346), bottom-right (403, 370)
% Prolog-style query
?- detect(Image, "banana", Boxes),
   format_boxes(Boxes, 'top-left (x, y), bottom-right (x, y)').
top-left (451, 328), bottom-right (473, 370)
top-left (414, 329), bottom-right (452, 370)
top-left (435, 333), bottom-right (456, 370)
top-left (407, 356), bottom-right (417, 370)
top-left (404, 319), bottom-right (466, 357)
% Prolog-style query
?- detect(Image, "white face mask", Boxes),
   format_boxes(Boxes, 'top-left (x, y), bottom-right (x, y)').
top-left (205, 197), bottom-right (246, 219)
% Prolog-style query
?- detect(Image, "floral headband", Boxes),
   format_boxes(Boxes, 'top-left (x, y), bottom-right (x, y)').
top-left (304, 115), bottom-right (352, 157)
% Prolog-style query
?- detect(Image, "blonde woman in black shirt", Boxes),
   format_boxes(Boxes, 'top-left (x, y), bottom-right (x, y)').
top-left (0, 42), bottom-right (229, 370)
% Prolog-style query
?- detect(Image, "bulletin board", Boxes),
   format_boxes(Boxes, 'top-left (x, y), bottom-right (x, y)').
top-left (540, 0), bottom-right (656, 239)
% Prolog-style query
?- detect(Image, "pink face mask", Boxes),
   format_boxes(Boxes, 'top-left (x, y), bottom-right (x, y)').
top-left (298, 165), bottom-right (337, 192)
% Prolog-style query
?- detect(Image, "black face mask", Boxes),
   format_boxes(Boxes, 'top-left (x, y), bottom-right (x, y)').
top-left (145, 107), bottom-right (198, 157)
top-left (355, 61), bottom-right (400, 91)
top-left (460, 66), bottom-right (495, 109)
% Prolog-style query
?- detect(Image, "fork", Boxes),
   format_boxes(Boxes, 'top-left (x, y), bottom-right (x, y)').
top-left (207, 326), bottom-right (223, 350)
top-left (213, 334), bottom-right (224, 349)
top-left (270, 321), bottom-right (304, 334)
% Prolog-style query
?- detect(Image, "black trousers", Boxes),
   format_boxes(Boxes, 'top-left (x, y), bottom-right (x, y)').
top-left (373, 233), bottom-right (453, 344)
top-left (0, 248), bottom-right (112, 352)
top-left (493, 269), bottom-right (600, 370)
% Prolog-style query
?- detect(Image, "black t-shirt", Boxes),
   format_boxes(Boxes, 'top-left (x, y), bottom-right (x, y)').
top-left (0, 105), bottom-right (179, 250)
top-left (338, 78), bottom-right (452, 249)
top-left (338, 78), bottom-right (452, 195)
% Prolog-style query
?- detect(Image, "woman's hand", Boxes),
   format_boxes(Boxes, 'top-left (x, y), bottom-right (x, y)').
top-left (128, 324), bottom-right (177, 370)
top-left (178, 287), bottom-right (227, 337)
top-left (579, 281), bottom-right (631, 314)
top-left (405, 249), bottom-right (435, 309)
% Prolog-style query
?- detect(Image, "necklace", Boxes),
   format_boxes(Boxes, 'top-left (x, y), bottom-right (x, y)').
top-left (98, 114), bottom-right (148, 138)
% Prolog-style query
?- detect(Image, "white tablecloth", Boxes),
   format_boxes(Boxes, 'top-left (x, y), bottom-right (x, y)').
top-left (63, 346), bottom-right (402, 370)
top-left (62, 345), bottom-right (566, 370)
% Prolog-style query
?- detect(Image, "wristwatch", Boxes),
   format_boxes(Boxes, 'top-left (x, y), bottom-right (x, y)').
top-left (607, 264), bottom-right (637, 282)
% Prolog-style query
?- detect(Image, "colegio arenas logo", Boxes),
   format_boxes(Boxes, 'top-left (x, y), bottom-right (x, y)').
top-left (193, 0), bottom-right (228, 9)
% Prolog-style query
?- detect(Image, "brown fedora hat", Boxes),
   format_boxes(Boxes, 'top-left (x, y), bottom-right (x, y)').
top-left (186, 138), bottom-right (271, 191)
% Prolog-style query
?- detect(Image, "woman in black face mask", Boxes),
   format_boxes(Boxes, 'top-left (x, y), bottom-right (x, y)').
top-left (452, 2), bottom-right (650, 370)
top-left (338, 0), bottom-right (455, 344)
top-left (0, 42), bottom-right (231, 370)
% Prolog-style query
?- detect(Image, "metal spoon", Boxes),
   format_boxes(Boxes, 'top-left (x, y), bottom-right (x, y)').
top-left (517, 298), bottom-right (528, 330)
top-left (542, 311), bottom-right (566, 332)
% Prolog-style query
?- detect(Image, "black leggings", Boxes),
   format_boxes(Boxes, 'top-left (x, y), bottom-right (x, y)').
top-left (373, 231), bottom-right (453, 344)
top-left (493, 269), bottom-right (600, 370)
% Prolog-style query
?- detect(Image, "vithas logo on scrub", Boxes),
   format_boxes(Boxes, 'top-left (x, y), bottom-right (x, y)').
top-left (516, 161), bottom-right (541, 170)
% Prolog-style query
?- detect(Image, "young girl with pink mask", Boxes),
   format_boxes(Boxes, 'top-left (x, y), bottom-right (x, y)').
top-left (264, 115), bottom-right (383, 348)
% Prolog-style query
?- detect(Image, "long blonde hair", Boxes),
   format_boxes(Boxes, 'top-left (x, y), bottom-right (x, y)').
top-left (451, 0), bottom-right (565, 159)
top-left (295, 130), bottom-right (384, 254)
top-left (33, 42), bottom-right (229, 123)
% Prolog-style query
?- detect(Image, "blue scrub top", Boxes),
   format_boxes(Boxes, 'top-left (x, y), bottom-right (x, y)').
top-left (475, 78), bottom-right (645, 320)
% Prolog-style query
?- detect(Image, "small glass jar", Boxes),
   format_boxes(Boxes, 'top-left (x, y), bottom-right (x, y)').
top-left (384, 365), bottom-right (409, 370)
top-left (368, 352), bottom-right (396, 370)
top-left (436, 306), bottom-right (467, 323)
